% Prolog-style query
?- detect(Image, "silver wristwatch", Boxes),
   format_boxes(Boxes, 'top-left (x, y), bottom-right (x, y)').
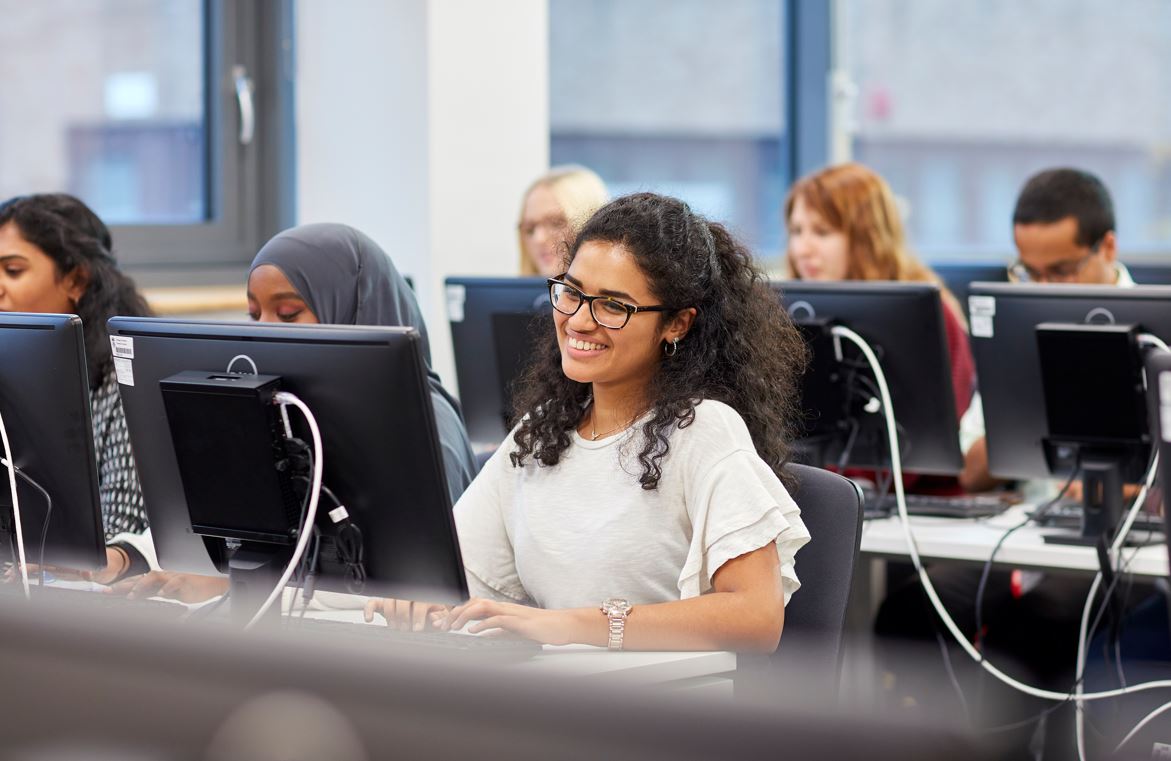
top-left (600, 598), bottom-right (633, 651)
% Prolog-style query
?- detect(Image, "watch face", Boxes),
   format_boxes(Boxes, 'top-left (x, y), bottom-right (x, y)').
top-left (602, 598), bottom-right (631, 615)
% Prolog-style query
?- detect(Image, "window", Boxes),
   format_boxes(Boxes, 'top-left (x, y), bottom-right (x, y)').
top-left (549, 0), bottom-right (786, 262)
top-left (838, 0), bottom-right (1171, 260)
top-left (0, 1), bottom-right (293, 273)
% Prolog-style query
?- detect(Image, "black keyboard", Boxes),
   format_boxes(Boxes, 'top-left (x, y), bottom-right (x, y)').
top-left (1031, 502), bottom-right (1166, 534)
top-left (280, 615), bottom-right (543, 661)
top-left (862, 491), bottom-right (1016, 520)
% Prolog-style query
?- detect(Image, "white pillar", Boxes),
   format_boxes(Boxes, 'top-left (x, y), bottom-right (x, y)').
top-left (296, 0), bottom-right (549, 394)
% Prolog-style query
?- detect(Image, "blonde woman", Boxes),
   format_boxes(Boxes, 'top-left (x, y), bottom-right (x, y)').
top-left (518, 165), bottom-right (609, 277)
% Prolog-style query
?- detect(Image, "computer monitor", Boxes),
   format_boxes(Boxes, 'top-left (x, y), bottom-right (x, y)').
top-left (446, 276), bottom-right (548, 448)
top-left (0, 313), bottom-right (105, 570)
top-left (772, 281), bottom-right (965, 475)
top-left (931, 261), bottom-right (1009, 321)
top-left (108, 317), bottom-right (467, 604)
top-left (968, 283), bottom-right (1171, 482)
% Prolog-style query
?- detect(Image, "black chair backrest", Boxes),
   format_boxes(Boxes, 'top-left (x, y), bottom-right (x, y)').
top-left (768, 463), bottom-right (864, 693)
top-left (1126, 262), bottom-right (1171, 285)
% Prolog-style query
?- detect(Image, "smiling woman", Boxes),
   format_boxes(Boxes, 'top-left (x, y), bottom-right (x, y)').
top-left (368, 193), bottom-right (812, 653)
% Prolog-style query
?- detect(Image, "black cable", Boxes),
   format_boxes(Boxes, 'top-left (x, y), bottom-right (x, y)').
top-left (3, 462), bottom-right (53, 587)
top-left (295, 526), bottom-right (322, 624)
top-left (834, 418), bottom-right (861, 472)
top-left (973, 465), bottom-right (1081, 657)
top-left (978, 536), bottom-right (1149, 736)
top-left (934, 625), bottom-right (972, 728)
top-left (336, 520), bottom-right (366, 594)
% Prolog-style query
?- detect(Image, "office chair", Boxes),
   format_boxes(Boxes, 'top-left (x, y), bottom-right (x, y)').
top-left (754, 463), bottom-right (864, 700)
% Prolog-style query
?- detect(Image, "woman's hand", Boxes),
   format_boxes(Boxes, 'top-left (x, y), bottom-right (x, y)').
top-left (438, 598), bottom-right (599, 646)
top-left (3, 546), bottom-right (128, 585)
top-left (363, 598), bottom-right (450, 632)
top-left (108, 571), bottom-right (229, 603)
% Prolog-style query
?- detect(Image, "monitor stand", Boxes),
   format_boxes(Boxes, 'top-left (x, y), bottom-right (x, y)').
top-left (1043, 458), bottom-right (1159, 547)
top-left (226, 543), bottom-right (293, 625)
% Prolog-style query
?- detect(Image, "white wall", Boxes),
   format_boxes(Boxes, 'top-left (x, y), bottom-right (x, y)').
top-left (296, 0), bottom-right (549, 393)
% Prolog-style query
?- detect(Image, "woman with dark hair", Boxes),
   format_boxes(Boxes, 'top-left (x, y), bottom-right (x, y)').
top-left (0, 193), bottom-right (153, 578)
top-left (245, 223), bottom-right (477, 501)
top-left (112, 223), bottom-right (479, 603)
top-left (368, 193), bottom-right (811, 652)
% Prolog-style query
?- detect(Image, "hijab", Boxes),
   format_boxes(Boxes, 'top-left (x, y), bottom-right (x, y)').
top-left (249, 223), bottom-right (463, 418)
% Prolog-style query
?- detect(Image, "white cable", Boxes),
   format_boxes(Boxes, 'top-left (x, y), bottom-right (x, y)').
top-left (1075, 332), bottom-right (1169, 759)
top-left (0, 409), bottom-right (30, 598)
top-left (1073, 459), bottom-right (1157, 760)
top-left (244, 391), bottom-right (322, 630)
top-left (1138, 333), bottom-right (1171, 353)
top-left (1115, 698), bottom-right (1171, 754)
top-left (830, 325), bottom-right (1171, 703)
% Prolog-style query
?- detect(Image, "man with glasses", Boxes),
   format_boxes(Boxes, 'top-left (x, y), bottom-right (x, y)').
top-left (1006, 167), bottom-right (1133, 288)
top-left (962, 168), bottom-right (1133, 491)
top-left (879, 171), bottom-right (1138, 731)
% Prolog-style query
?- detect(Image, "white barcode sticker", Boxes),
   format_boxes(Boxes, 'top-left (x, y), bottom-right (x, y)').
top-left (446, 284), bottom-right (466, 323)
top-left (110, 335), bottom-right (134, 359)
top-left (113, 357), bottom-right (135, 386)
top-left (970, 314), bottom-right (993, 338)
top-left (968, 295), bottom-right (996, 317)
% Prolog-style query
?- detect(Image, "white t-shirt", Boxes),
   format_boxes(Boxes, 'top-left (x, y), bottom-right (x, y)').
top-left (453, 399), bottom-right (810, 610)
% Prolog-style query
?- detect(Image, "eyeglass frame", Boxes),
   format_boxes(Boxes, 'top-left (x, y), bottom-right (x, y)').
top-left (1008, 242), bottom-right (1103, 283)
top-left (546, 277), bottom-right (676, 330)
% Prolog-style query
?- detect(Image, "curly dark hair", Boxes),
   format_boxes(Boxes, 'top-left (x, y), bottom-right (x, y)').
top-left (509, 192), bottom-right (807, 489)
top-left (0, 193), bottom-right (152, 388)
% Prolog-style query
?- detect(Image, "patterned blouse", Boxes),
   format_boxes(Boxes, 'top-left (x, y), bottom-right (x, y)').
top-left (90, 369), bottom-right (149, 540)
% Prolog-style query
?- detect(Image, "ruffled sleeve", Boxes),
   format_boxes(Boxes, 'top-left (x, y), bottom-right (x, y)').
top-left (676, 451), bottom-right (810, 606)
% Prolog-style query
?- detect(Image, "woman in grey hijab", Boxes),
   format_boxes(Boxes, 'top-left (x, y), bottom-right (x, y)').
top-left (247, 223), bottom-right (477, 503)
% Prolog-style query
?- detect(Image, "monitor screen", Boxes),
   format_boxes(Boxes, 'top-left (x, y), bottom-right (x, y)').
top-left (772, 280), bottom-right (965, 475)
top-left (0, 313), bottom-right (104, 570)
top-left (446, 277), bottom-right (548, 449)
top-left (969, 283), bottom-right (1171, 481)
top-left (109, 317), bottom-right (467, 602)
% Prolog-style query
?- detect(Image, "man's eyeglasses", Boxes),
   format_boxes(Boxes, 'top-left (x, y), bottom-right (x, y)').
top-left (547, 278), bottom-right (673, 330)
top-left (1008, 244), bottom-right (1101, 283)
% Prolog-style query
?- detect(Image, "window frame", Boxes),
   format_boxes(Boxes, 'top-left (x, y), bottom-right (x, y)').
top-left (112, 0), bottom-right (295, 281)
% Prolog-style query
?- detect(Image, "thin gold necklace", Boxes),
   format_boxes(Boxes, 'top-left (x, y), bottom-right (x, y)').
top-left (590, 405), bottom-right (638, 441)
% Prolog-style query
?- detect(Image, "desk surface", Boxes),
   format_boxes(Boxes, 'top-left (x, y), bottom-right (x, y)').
top-left (860, 504), bottom-right (1169, 577)
top-left (303, 608), bottom-right (736, 687)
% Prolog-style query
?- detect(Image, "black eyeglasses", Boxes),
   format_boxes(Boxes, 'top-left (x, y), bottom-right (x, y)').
top-left (1008, 243), bottom-right (1102, 283)
top-left (546, 278), bottom-right (673, 330)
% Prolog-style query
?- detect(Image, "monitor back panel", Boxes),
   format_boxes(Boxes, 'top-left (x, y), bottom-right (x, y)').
top-left (109, 318), bottom-right (465, 600)
top-left (774, 281), bottom-right (964, 475)
top-left (0, 313), bottom-right (104, 569)
top-left (446, 277), bottom-right (548, 448)
top-left (969, 283), bottom-right (1171, 481)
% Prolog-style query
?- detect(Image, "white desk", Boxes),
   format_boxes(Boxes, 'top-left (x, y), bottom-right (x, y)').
top-left (860, 504), bottom-right (1168, 577)
top-left (302, 608), bottom-right (736, 696)
top-left (849, 504), bottom-right (1168, 627)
